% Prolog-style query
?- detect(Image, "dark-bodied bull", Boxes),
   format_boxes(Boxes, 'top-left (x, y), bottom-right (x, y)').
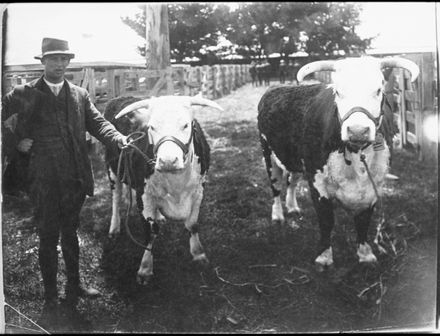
top-left (257, 56), bottom-right (419, 269)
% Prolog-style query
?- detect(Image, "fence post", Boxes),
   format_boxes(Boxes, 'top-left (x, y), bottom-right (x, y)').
top-left (214, 64), bottom-right (222, 98)
top-left (202, 65), bottom-right (213, 99)
top-left (396, 69), bottom-right (407, 148)
top-left (419, 52), bottom-right (437, 162)
top-left (145, 4), bottom-right (173, 96)
top-left (0, 4), bottom-right (6, 334)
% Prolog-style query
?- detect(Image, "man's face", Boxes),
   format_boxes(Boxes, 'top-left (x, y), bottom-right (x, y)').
top-left (41, 54), bottom-right (71, 83)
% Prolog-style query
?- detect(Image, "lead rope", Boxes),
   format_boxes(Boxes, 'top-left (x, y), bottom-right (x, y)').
top-left (116, 132), bottom-right (156, 250)
top-left (359, 153), bottom-right (392, 256)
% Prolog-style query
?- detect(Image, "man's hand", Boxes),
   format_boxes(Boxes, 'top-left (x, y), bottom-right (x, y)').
top-left (17, 138), bottom-right (33, 153)
top-left (117, 136), bottom-right (128, 149)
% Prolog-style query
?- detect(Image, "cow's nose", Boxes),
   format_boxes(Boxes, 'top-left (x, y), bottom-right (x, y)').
top-left (347, 125), bottom-right (370, 142)
top-left (158, 157), bottom-right (178, 169)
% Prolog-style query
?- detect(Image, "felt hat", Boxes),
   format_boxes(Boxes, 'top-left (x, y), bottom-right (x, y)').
top-left (34, 37), bottom-right (75, 60)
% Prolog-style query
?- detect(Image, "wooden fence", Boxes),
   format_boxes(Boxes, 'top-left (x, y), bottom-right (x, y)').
top-left (393, 52), bottom-right (437, 163)
top-left (3, 63), bottom-right (252, 111)
top-left (3, 62), bottom-right (252, 151)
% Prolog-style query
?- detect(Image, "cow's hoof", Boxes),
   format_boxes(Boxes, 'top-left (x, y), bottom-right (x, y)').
top-left (136, 273), bottom-right (153, 286)
top-left (271, 218), bottom-right (285, 225)
top-left (314, 247), bottom-right (333, 272)
top-left (357, 243), bottom-right (377, 264)
top-left (193, 253), bottom-right (210, 267)
top-left (287, 208), bottom-right (302, 217)
top-left (288, 219), bottom-right (300, 231)
top-left (315, 262), bottom-right (334, 273)
top-left (108, 230), bottom-right (120, 239)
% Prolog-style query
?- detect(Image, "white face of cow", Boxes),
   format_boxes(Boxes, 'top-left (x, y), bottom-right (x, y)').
top-left (147, 98), bottom-right (194, 172)
top-left (331, 57), bottom-right (385, 144)
top-left (114, 94), bottom-right (224, 174)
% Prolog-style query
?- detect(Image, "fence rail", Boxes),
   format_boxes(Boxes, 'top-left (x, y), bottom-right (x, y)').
top-left (3, 63), bottom-right (252, 110)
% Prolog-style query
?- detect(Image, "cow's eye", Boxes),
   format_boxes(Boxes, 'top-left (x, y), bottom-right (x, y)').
top-left (335, 91), bottom-right (343, 99)
top-left (182, 123), bottom-right (189, 130)
top-left (376, 88), bottom-right (382, 96)
top-left (149, 125), bottom-right (156, 132)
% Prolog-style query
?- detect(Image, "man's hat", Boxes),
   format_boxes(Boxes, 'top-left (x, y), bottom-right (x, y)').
top-left (34, 37), bottom-right (75, 60)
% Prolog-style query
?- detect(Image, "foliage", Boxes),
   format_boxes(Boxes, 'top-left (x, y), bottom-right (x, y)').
top-left (301, 3), bottom-right (373, 56)
top-left (121, 3), bottom-right (372, 62)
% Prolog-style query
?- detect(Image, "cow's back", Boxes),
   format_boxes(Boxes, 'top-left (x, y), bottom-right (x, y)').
top-left (257, 84), bottom-right (324, 172)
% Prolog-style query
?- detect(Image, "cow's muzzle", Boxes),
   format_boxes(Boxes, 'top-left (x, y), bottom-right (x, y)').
top-left (341, 106), bottom-right (383, 147)
top-left (153, 123), bottom-right (194, 172)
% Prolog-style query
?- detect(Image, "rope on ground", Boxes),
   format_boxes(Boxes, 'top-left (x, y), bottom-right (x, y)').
top-left (214, 266), bottom-right (310, 295)
top-left (5, 302), bottom-right (50, 334)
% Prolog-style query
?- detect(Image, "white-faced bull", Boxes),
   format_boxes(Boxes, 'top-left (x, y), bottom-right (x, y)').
top-left (104, 94), bottom-right (223, 284)
top-left (257, 56), bottom-right (419, 270)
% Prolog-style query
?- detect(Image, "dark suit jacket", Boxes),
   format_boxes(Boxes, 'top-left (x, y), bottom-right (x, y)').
top-left (2, 76), bottom-right (124, 196)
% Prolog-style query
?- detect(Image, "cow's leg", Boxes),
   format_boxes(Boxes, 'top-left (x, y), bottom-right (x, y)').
top-left (270, 161), bottom-right (285, 223)
top-left (310, 185), bottom-right (335, 270)
top-left (185, 188), bottom-right (209, 265)
top-left (286, 172), bottom-right (302, 230)
top-left (355, 207), bottom-right (377, 263)
top-left (260, 135), bottom-right (285, 223)
top-left (108, 168), bottom-right (122, 237)
top-left (286, 173), bottom-right (302, 215)
top-left (136, 192), bottom-right (157, 285)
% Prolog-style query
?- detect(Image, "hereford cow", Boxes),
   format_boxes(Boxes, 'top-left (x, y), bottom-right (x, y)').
top-left (257, 56), bottom-right (419, 270)
top-left (104, 94), bottom-right (223, 284)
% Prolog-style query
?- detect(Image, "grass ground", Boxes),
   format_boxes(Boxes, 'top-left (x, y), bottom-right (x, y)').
top-left (2, 83), bottom-right (438, 333)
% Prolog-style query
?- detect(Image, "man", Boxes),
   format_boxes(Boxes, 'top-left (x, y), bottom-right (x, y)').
top-left (277, 59), bottom-right (285, 84)
top-left (249, 61), bottom-right (257, 87)
top-left (2, 37), bottom-right (127, 329)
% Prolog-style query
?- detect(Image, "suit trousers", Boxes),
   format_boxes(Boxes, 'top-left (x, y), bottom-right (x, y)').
top-left (32, 175), bottom-right (85, 302)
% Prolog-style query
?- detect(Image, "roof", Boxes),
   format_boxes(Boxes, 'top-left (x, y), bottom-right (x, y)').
top-left (366, 45), bottom-right (435, 56)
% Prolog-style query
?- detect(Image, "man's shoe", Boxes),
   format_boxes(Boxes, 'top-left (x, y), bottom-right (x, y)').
top-left (65, 284), bottom-right (101, 303)
top-left (78, 285), bottom-right (101, 298)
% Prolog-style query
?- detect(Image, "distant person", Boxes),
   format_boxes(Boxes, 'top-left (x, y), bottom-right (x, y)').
top-left (2, 37), bottom-right (127, 331)
top-left (288, 60), bottom-right (300, 85)
top-left (256, 61), bottom-right (264, 86)
top-left (262, 60), bottom-right (271, 86)
top-left (279, 59), bottom-right (287, 84)
top-left (249, 61), bottom-right (258, 87)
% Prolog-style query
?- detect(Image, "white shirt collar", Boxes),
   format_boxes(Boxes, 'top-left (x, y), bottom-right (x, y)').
top-left (43, 78), bottom-right (65, 96)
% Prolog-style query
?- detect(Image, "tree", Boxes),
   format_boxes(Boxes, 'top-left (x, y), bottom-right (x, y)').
top-left (121, 3), bottom-right (372, 63)
top-left (300, 3), bottom-right (373, 57)
top-left (224, 2), bottom-right (330, 58)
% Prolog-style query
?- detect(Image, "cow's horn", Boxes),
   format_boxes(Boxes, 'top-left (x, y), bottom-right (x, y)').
top-left (189, 94), bottom-right (224, 111)
top-left (380, 57), bottom-right (420, 82)
top-left (115, 99), bottom-right (150, 119)
top-left (297, 60), bottom-right (336, 82)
